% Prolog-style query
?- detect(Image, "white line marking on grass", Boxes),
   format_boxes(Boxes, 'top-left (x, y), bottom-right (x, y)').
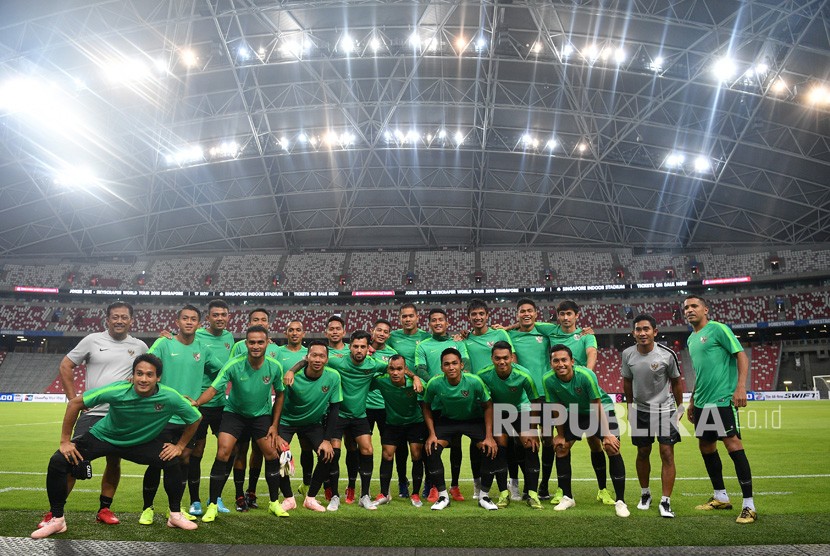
top-left (680, 491), bottom-right (792, 496)
top-left (0, 487), bottom-right (97, 494)
top-left (0, 421), bottom-right (62, 428)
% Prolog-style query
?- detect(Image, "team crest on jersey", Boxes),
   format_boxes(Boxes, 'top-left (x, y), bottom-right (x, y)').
top-left (575, 387), bottom-right (582, 395)
top-left (536, 337), bottom-right (543, 343)
top-left (574, 334), bottom-right (581, 341)
top-left (334, 353), bottom-right (344, 358)
top-left (322, 386), bottom-right (330, 393)
top-left (461, 390), bottom-right (469, 397)
top-left (700, 336), bottom-right (708, 343)
top-left (509, 386), bottom-right (518, 392)
top-left (154, 403), bottom-right (164, 411)
top-left (225, 343), bottom-right (231, 350)
top-left (193, 352), bottom-right (201, 361)
top-left (651, 362), bottom-right (660, 371)
top-left (407, 390), bottom-right (414, 397)
top-left (262, 376), bottom-right (271, 384)
top-left (487, 341), bottom-right (494, 347)
top-left (128, 349), bottom-right (135, 357)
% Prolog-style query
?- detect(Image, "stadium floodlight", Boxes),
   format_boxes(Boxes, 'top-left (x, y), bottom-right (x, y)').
top-left (409, 32), bottom-right (422, 49)
top-left (298, 133), bottom-right (308, 143)
top-left (103, 58), bottom-right (151, 83)
top-left (153, 58), bottom-right (168, 74)
top-left (577, 142), bottom-right (588, 153)
top-left (664, 152), bottom-right (685, 168)
top-left (438, 128), bottom-right (447, 139)
top-left (370, 37), bottom-right (381, 53)
top-left (475, 37), bottom-right (487, 51)
top-left (383, 130), bottom-right (392, 141)
top-left (561, 43), bottom-right (574, 59)
top-left (455, 36), bottom-right (467, 52)
top-left (546, 138), bottom-right (557, 150)
top-left (166, 145), bottom-right (203, 166)
top-left (237, 45), bottom-right (252, 61)
top-left (180, 49), bottom-right (198, 68)
top-left (649, 56), bottom-right (664, 72)
top-left (406, 130), bottom-right (420, 143)
top-left (521, 133), bottom-right (533, 145)
top-left (278, 137), bottom-right (289, 150)
top-left (532, 41), bottom-right (543, 54)
top-left (583, 44), bottom-right (600, 62)
top-left (770, 78), bottom-right (787, 95)
top-left (54, 165), bottom-right (97, 187)
top-left (712, 57), bottom-right (738, 82)
top-left (807, 85), bottom-right (830, 105)
top-left (693, 156), bottom-right (711, 172)
top-left (339, 35), bottom-right (355, 54)
top-left (454, 130), bottom-right (464, 145)
top-left (394, 128), bottom-right (404, 141)
top-left (280, 38), bottom-right (306, 58)
top-left (613, 47), bottom-right (626, 65)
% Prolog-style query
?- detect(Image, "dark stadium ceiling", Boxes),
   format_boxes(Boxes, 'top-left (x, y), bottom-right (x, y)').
top-left (0, 0), bottom-right (828, 257)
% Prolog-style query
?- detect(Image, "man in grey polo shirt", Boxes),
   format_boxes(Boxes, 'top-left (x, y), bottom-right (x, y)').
top-left (38, 301), bottom-right (148, 528)
top-left (621, 313), bottom-right (683, 518)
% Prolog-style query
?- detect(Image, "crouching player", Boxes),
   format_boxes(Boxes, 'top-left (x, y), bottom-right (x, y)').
top-left (422, 348), bottom-right (499, 511)
top-left (544, 344), bottom-right (630, 518)
top-left (370, 355), bottom-right (427, 507)
top-left (191, 325), bottom-right (289, 520)
top-left (276, 340), bottom-right (342, 512)
top-left (33, 354), bottom-right (201, 538)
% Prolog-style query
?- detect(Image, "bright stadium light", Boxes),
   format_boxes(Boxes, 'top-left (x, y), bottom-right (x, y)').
top-left (165, 145), bottom-right (203, 166)
top-left (339, 35), bottom-right (355, 54)
top-left (103, 58), bottom-right (152, 83)
top-left (409, 32), bottom-right (422, 49)
top-left (438, 128), bottom-right (447, 139)
top-left (532, 41), bottom-right (543, 54)
top-left (577, 142), bottom-right (588, 154)
top-left (455, 36), bottom-right (467, 52)
top-left (613, 47), bottom-right (626, 65)
top-left (807, 85), bottom-right (830, 105)
top-left (771, 78), bottom-right (787, 95)
top-left (712, 57), bottom-right (738, 82)
top-left (583, 44), bottom-right (600, 62)
top-left (546, 138), bottom-right (557, 150)
top-left (693, 156), bottom-right (711, 172)
top-left (650, 56), bottom-right (664, 72)
top-left (237, 45), bottom-right (252, 61)
top-left (475, 37), bottom-right (487, 51)
top-left (370, 37), bottom-right (381, 53)
top-left (54, 165), bottom-right (98, 187)
top-left (454, 130), bottom-right (464, 145)
top-left (180, 49), bottom-right (198, 68)
top-left (664, 152), bottom-right (685, 168)
top-left (561, 43), bottom-right (574, 59)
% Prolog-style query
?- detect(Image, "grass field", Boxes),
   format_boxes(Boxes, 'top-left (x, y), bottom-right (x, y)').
top-left (1, 401), bottom-right (829, 547)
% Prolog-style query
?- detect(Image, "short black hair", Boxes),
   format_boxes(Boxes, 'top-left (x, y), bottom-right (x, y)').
top-left (350, 330), bottom-right (372, 344)
top-left (106, 301), bottom-right (134, 318)
top-left (246, 324), bottom-right (269, 339)
top-left (327, 315), bottom-right (346, 328)
top-left (516, 298), bottom-right (537, 310)
top-left (441, 347), bottom-right (462, 363)
top-left (549, 343), bottom-right (573, 359)
top-left (632, 314), bottom-right (657, 329)
top-left (373, 318), bottom-right (393, 329)
top-left (467, 298), bottom-right (488, 314)
top-left (491, 340), bottom-right (513, 355)
top-left (684, 295), bottom-right (708, 308)
top-left (389, 354), bottom-right (405, 365)
top-left (248, 308), bottom-right (270, 322)
top-left (399, 302), bottom-right (417, 313)
top-left (428, 308), bottom-right (447, 319)
top-left (133, 353), bottom-right (163, 377)
top-left (178, 304), bottom-right (201, 320)
top-left (307, 339), bottom-right (329, 355)
top-left (556, 300), bottom-right (580, 314)
top-left (207, 299), bottom-right (229, 311)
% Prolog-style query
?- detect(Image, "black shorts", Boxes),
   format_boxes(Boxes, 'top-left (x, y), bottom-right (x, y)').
top-left (630, 409), bottom-right (681, 447)
top-left (693, 405), bottom-right (741, 442)
top-left (157, 423), bottom-right (198, 449)
top-left (194, 406), bottom-right (224, 441)
top-left (69, 432), bottom-right (180, 469)
top-left (72, 413), bottom-right (105, 441)
top-left (366, 407), bottom-right (387, 437)
top-left (434, 417), bottom-right (486, 443)
top-left (219, 412), bottom-right (272, 442)
top-left (381, 421), bottom-right (428, 447)
top-left (330, 416), bottom-right (372, 441)
top-left (562, 410), bottom-right (620, 443)
top-left (279, 423), bottom-right (326, 450)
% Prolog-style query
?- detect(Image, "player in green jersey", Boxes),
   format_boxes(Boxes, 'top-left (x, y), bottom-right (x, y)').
top-left (477, 341), bottom-right (544, 509)
top-left (422, 348), bottom-right (498, 511)
top-left (535, 301), bottom-right (598, 370)
top-left (141, 305), bottom-right (224, 525)
top-left (415, 308), bottom-right (470, 502)
top-left (387, 303), bottom-right (431, 498)
top-left (465, 299), bottom-right (517, 500)
top-left (370, 354), bottom-right (427, 507)
top-left (192, 325), bottom-right (289, 521)
top-left (325, 315), bottom-right (350, 360)
top-left (277, 340), bottom-right (342, 513)
top-left (32, 354), bottom-right (202, 539)
top-left (544, 344), bottom-right (630, 518)
top-left (683, 295), bottom-right (756, 524)
top-left (189, 299), bottom-right (235, 516)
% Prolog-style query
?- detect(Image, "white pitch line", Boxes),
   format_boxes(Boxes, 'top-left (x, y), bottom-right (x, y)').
top-left (0, 421), bottom-right (62, 428)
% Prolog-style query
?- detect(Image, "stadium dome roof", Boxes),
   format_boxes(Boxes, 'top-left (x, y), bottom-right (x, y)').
top-left (0, 0), bottom-right (828, 257)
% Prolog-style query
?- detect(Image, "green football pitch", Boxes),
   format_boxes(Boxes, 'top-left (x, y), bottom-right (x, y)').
top-left (1, 401), bottom-right (829, 547)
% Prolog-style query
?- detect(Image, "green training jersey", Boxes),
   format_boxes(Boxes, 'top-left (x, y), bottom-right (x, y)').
top-left (195, 328), bottom-right (235, 408)
top-left (230, 339), bottom-right (280, 360)
top-left (536, 322), bottom-right (597, 367)
top-left (327, 354), bottom-right (388, 419)
top-left (687, 320), bottom-right (743, 407)
top-left (148, 336), bottom-right (223, 424)
top-left (423, 372), bottom-right (490, 421)
top-left (415, 335), bottom-right (470, 381)
top-left (84, 381), bottom-right (200, 447)
top-left (542, 365), bottom-right (614, 415)
top-left (327, 344), bottom-right (351, 365)
top-left (275, 344), bottom-right (308, 373)
top-left (508, 327), bottom-right (550, 395)
top-left (388, 328), bottom-right (431, 371)
top-left (280, 366), bottom-right (342, 427)
top-left (465, 328), bottom-right (514, 373)
top-left (370, 375), bottom-right (423, 426)
top-left (366, 345), bottom-right (398, 410)
top-left (476, 363), bottom-right (539, 411)
top-left (211, 355), bottom-right (285, 418)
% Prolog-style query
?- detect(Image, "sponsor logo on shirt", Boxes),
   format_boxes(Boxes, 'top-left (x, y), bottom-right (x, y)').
top-left (154, 403), bottom-right (165, 411)
top-left (193, 352), bottom-right (201, 361)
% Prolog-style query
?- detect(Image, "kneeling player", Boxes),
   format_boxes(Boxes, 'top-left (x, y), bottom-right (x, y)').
top-left (544, 344), bottom-right (630, 517)
top-left (422, 348), bottom-right (499, 511)
top-left (191, 325), bottom-right (289, 520)
top-left (276, 340), bottom-right (341, 512)
top-left (32, 354), bottom-right (201, 539)
top-left (370, 355), bottom-right (427, 507)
